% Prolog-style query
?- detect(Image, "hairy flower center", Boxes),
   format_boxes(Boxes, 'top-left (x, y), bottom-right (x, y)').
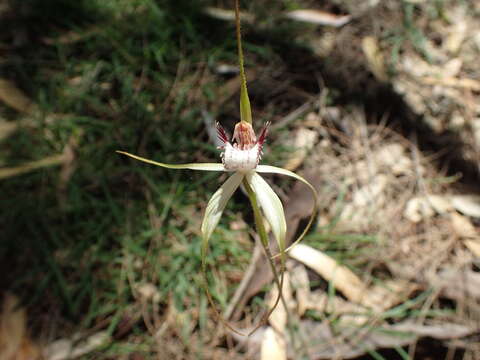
top-left (233, 122), bottom-right (256, 150)
top-left (216, 121), bottom-right (269, 172)
top-left (222, 143), bottom-right (260, 171)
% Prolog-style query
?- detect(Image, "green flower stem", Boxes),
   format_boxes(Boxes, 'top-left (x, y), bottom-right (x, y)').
top-left (242, 177), bottom-right (287, 335)
top-left (235, 0), bottom-right (252, 124)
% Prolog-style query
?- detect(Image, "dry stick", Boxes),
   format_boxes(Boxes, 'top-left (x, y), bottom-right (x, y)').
top-left (0, 154), bottom-right (65, 180)
top-left (270, 100), bottom-right (316, 131)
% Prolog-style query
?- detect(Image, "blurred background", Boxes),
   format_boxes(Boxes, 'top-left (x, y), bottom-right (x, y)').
top-left (1, 0), bottom-right (479, 359)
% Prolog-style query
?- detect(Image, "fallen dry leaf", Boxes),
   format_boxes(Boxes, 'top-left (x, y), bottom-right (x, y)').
top-left (404, 195), bottom-right (453, 222)
top-left (270, 101), bottom-right (315, 131)
top-left (374, 143), bottom-right (414, 175)
top-left (211, 70), bottom-right (257, 114)
top-left (42, 27), bottom-right (99, 45)
top-left (362, 36), bottom-right (388, 82)
top-left (303, 112), bottom-right (321, 128)
top-left (215, 63), bottom-right (239, 75)
top-left (261, 327), bottom-right (286, 360)
top-left (309, 32), bottom-right (337, 57)
top-left (136, 283), bottom-right (161, 303)
top-left (433, 268), bottom-right (480, 300)
top-left (289, 245), bottom-right (416, 312)
top-left (0, 119), bottom-right (17, 142)
top-left (338, 174), bottom-right (389, 230)
top-left (365, 279), bottom-right (418, 311)
top-left (285, 10), bottom-right (351, 27)
top-left (450, 212), bottom-right (477, 238)
top-left (203, 7), bottom-right (255, 23)
top-left (0, 294), bottom-right (41, 360)
top-left (0, 294), bottom-right (25, 360)
top-left (283, 127), bottom-right (318, 171)
top-left (267, 272), bottom-right (292, 333)
top-left (44, 331), bottom-right (110, 360)
top-left (420, 76), bottom-right (480, 91)
top-left (443, 9), bottom-right (468, 54)
top-left (238, 318), bottom-right (475, 359)
top-left (306, 290), bottom-right (367, 323)
top-left (57, 132), bottom-right (83, 208)
top-left (289, 264), bottom-right (310, 316)
top-left (450, 194), bottom-right (480, 218)
top-left (300, 319), bottom-right (475, 359)
top-left (464, 239), bottom-right (480, 257)
top-left (203, 6), bottom-right (351, 27)
top-left (392, 321), bottom-right (474, 339)
top-left (288, 244), bottom-right (373, 308)
top-left (0, 79), bottom-right (37, 114)
top-left (352, 174), bottom-right (388, 207)
top-left (0, 154), bottom-right (65, 180)
top-left (442, 58), bottom-right (463, 78)
top-left (401, 55), bottom-right (462, 79)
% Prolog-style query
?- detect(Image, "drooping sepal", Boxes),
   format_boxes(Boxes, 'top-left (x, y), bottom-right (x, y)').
top-left (245, 172), bottom-right (287, 254)
top-left (256, 165), bottom-right (318, 256)
top-left (200, 172), bottom-right (244, 244)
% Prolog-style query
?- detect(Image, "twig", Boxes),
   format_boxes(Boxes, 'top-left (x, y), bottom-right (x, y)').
top-left (271, 101), bottom-right (316, 131)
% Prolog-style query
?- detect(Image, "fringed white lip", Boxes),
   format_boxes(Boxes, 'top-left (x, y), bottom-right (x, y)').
top-left (222, 142), bottom-right (261, 171)
top-left (216, 121), bottom-right (268, 172)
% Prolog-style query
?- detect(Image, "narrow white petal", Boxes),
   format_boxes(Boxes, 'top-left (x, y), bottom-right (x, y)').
top-left (201, 172), bottom-right (244, 244)
top-left (256, 165), bottom-right (318, 256)
top-left (246, 172), bottom-right (287, 252)
top-left (257, 165), bottom-right (307, 180)
top-left (117, 151), bottom-right (225, 171)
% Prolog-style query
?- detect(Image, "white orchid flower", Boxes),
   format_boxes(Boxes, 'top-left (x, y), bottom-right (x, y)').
top-left (117, 120), bottom-right (317, 262)
top-left (117, 0), bottom-right (317, 335)
top-left (117, 120), bottom-right (317, 334)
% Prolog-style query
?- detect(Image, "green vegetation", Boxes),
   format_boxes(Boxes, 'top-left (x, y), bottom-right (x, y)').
top-left (1, 0), bottom-right (259, 352)
top-left (2, 0), bottom-right (474, 358)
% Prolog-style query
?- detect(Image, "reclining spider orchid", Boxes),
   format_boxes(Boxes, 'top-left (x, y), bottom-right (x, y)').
top-left (117, 120), bottom-right (317, 334)
top-left (117, 0), bottom-right (318, 336)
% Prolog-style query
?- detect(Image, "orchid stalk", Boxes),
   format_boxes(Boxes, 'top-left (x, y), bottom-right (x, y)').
top-left (117, 0), bottom-right (318, 336)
